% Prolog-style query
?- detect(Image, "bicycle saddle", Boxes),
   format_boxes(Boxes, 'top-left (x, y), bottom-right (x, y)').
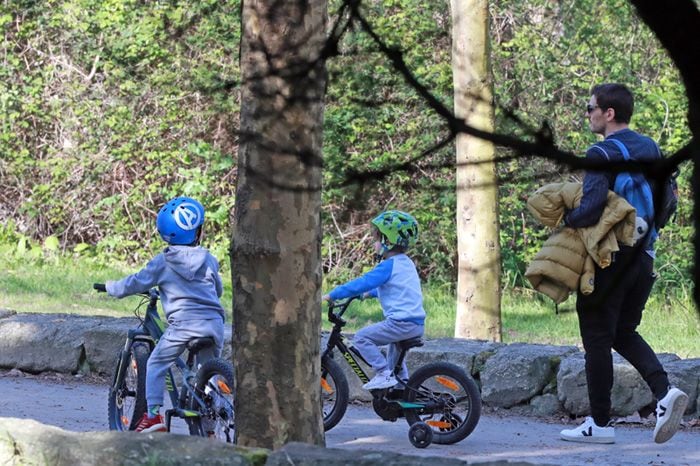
top-left (398, 337), bottom-right (424, 351)
top-left (186, 337), bottom-right (216, 353)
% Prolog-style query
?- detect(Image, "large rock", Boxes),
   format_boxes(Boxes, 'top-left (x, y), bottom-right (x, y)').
top-left (406, 338), bottom-right (503, 379)
top-left (0, 312), bottom-right (234, 377)
top-left (557, 352), bottom-right (687, 417)
top-left (481, 343), bottom-right (577, 408)
top-left (528, 394), bottom-right (563, 417)
top-left (0, 418), bottom-right (262, 466)
top-left (556, 353), bottom-right (589, 416)
top-left (0, 314), bottom-right (91, 373)
top-left (663, 357), bottom-right (700, 414)
top-left (82, 317), bottom-right (140, 375)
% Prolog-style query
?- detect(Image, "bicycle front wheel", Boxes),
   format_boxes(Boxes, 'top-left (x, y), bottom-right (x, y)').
top-left (107, 343), bottom-right (149, 431)
top-left (403, 362), bottom-right (481, 445)
top-left (322, 354), bottom-right (349, 431)
top-left (188, 358), bottom-right (235, 442)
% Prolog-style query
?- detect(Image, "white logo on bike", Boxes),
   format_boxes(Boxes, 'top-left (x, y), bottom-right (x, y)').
top-left (174, 203), bottom-right (201, 230)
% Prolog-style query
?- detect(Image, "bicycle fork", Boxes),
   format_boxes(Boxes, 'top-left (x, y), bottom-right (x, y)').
top-left (112, 334), bottom-right (148, 392)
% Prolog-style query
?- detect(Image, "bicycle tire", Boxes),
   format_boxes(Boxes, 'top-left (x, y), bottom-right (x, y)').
top-left (403, 361), bottom-right (481, 445)
top-left (322, 355), bottom-right (349, 431)
top-left (187, 357), bottom-right (235, 442)
top-left (107, 343), bottom-right (149, 431)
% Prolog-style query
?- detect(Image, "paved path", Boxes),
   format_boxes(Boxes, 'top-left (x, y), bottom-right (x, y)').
top-left (1, 371), bottom-right (697, 465)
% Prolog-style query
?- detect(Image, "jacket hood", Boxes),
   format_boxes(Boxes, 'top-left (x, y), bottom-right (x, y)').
top-left (164, 245), bottom-right (208, 280)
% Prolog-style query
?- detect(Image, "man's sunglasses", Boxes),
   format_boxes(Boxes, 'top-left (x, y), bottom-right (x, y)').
top-left (586, 104), bottom-right (601, 113)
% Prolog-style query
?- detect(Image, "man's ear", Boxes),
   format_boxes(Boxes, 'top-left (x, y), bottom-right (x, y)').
top-left (605, 107), bottom-right (616, 122)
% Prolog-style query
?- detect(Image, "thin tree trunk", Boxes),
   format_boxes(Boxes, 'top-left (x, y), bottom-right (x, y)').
top-left (232, 0), bottom-right (327, 448)
top-left (451, 0), bottom-right (502, 341)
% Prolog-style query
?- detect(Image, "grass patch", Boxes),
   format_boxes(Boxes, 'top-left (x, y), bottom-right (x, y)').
top-left (0, 253), bottom-right (233, 320)
top-left (2, 251), bottom-right (698, 357)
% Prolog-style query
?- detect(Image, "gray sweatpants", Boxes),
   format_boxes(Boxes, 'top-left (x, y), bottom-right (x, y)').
top-left (146, 317), bottom-right (225, 407)
top-left (353, 319), bottom-right (424, 380)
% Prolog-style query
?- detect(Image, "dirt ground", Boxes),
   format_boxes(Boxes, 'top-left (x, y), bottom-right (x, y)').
top-left (1, 368), bottom-right (698, 466)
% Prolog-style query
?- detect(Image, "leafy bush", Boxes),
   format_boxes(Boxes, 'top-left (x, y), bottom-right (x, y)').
top-left (0, 0), bottom-right (692, 294)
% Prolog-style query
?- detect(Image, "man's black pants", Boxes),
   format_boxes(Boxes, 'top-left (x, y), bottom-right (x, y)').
top-left (576, 247), bottom-right (669, 426)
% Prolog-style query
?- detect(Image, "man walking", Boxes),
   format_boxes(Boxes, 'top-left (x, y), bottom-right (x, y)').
top-left (559, 83), bottom-right (688, 444)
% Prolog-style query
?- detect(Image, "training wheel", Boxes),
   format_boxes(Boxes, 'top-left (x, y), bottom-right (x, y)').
top-left (408, 421), bottom-right (433, 448)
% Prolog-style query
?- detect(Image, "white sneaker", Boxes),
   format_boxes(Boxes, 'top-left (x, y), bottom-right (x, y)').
top-left (363, 371), bottom-right (397, 390)
top-left (653, 387), bottom-right (688, 444)
top-left (560, 417), bottom-right (615, 444)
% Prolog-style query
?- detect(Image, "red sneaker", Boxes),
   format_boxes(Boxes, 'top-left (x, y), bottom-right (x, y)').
top-left (134, 413), bottom-right (166, 433)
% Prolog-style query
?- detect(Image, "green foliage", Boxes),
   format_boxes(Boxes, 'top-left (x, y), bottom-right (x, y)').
top-left (0, 0), bottom-right (693, 295)
top-left (489, 0), bottom-right (692, 290)
top-left (1, 0), bottom-right (240, 267)
top-left (323, 0), bottom-right (455, 283)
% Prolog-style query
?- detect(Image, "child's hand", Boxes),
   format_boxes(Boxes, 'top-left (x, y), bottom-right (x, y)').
top-left (361, 292), bottom-right (372, 300)
top-left (322, 294), bottom-right (332, 303)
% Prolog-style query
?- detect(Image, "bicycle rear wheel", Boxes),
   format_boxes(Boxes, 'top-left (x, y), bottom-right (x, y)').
top-left (188, 358), bottom-right (235, 442)
top-left (107, 343), bottom-right (149, 431)
top-left (322, 354), bottom-right (349, 431)
top-left (403, 362), bottom-right (481, 445)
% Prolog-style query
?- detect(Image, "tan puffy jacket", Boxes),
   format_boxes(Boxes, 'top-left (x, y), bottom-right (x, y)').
top-left (524, 182), bottom-right (636, 303)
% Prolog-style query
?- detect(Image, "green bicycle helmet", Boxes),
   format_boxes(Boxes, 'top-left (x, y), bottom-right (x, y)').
top-left (371, 210), bottom-right (419, 252)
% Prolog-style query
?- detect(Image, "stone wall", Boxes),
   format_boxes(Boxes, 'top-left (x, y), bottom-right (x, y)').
top-left (1, 310), bottom-right (699, 419)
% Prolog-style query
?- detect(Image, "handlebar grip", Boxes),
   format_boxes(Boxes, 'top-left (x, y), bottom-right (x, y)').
top-left (93, 283), bottom-right (107, 292)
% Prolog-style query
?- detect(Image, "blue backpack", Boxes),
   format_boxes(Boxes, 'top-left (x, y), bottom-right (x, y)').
top-left (607, 138), bottom-right (657, 247)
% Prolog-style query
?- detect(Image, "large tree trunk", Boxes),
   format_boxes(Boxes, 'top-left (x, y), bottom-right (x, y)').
top-left (451, 0), bottom-right (502, 341)
top-left (232, 0), bottom-right (327, 448)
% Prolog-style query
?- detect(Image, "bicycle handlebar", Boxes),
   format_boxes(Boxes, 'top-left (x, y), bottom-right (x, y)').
top-left (327, 295), bottom-right (361, 325)
top-left (93, 283), bottom-right (158, 300)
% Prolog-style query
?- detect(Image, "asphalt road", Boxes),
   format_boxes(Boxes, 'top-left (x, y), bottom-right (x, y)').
top-left (1, 370), bottom-right (698, 466)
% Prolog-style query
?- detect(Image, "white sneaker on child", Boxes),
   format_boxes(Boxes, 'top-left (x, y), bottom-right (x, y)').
top-left (653, 387), bottom-right (688, 444)
top-left (560, 417), bottom-right (615, 444)
top-left (363, 370), bottom-right (397, 390)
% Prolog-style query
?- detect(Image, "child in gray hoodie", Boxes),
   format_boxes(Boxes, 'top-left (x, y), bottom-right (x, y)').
top-left (106, 196), bottom-right (225, 433)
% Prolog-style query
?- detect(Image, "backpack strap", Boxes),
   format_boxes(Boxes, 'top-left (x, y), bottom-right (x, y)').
top-left (608, 138), bottom-right (653, 199)
top-left (608, 138), bottom-right (630, 160)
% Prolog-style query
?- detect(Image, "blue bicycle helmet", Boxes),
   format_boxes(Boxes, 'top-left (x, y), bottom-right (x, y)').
top-left (156, 197), bottom-right (205, 245)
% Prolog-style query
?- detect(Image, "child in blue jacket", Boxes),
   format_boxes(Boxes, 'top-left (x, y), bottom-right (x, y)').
top-left (323, 210), bottom-right (425, 390)
top-left (106, 197), bottom-right (225, 433)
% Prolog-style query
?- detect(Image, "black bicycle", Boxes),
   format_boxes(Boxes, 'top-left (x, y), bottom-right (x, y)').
top-left (321, 296), bottom-right (481, 448)
top-left (94, 283), bottom-right (235, 441)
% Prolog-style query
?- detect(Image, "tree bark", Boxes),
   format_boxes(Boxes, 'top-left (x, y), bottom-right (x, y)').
top-left (451, 0), bottom-right (502, 341)
top-left (232, 0), bottom-right (327, 448)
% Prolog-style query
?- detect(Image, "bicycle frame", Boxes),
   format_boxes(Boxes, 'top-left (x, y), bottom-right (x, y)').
top-left (324, 325), bottom-right (371, 385)
top-left (112, 289), bottom-right (209, 418)
top-left (322, 297), bottom-right (372, 385)
top-left (323, 298), bottom-right (429, 405)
